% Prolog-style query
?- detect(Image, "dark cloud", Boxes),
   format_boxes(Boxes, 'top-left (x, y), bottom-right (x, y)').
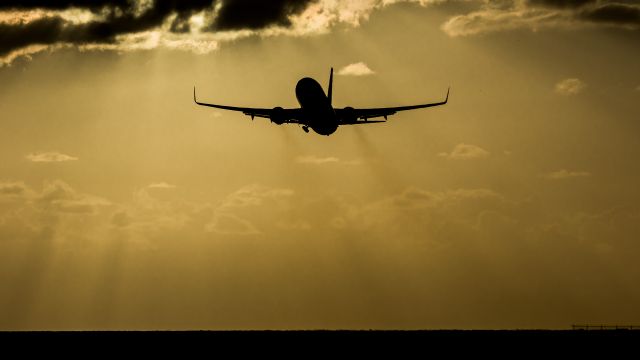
top-left (527, 0), bottom-right (640, 26)
top-left (169, 13), bottom-right (194, 34)
top-left (213, 0), bottom-right (316, 30)
top-left (111, 211), bottom-right (131, 227)
top-left (0, 0), bottom-right (318, 58)
top-left (443, 0), bottom-right (640, 36)
top-left (579, 3), bottom-right (640, 26)
top-left (2, 0), bottom-right (638, 60)
top-left (0, 182), bottom-right (29, 197)
top-left (527, 0), bottom-right (596, 8)
top-left (0, 1), bottom-right (216, 56)
top-left (0, 18), bottom-right (65, 56)
top-left (68, 0), bottom-right (215, 41)
top-left (0, 1), bottom-right (131, 11)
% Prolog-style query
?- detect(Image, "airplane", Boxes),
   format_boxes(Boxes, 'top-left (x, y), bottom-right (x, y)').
top-left (193, 68), bottom-right (449, 136)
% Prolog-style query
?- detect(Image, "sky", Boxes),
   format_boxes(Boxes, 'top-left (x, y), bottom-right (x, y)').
top-left (1, 0), bottom-right (639, 330)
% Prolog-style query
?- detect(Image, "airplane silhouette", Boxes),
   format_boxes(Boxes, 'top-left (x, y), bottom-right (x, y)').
top-left (194, 68), bottom-right (449, 136)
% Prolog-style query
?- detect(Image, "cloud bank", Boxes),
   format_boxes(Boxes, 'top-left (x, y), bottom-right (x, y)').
top-left (0, 0), bottom-right (319, 64)
top-left (2, 1), bottom-right (638, 65)
top-left (2, 179), bottom-right (640, 328)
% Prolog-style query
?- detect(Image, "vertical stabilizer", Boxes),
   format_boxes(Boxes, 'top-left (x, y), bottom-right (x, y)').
top-left (328, 67), bottom-right (333, 106)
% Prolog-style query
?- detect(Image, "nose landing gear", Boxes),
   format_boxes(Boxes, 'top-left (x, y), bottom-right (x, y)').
top-left (302, 126), bottom-right (309, 133)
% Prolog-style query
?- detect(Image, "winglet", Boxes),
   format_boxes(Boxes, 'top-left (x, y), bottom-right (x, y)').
top-left (445, 87), bottom-right (450, 103)
top-left (193, 86), bottom-right (197, 104)
top-left (328, 67), bottom-right (333, 106)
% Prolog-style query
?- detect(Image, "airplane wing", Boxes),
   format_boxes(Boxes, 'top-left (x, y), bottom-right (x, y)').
top-left (193, 87), bottom-right (303, 123)
top-left (339, 88), bottom-right (449, 124)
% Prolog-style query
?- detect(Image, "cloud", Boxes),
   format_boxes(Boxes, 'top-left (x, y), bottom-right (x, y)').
top-left (2, 180), bottom-right (640, 329)
top-left (0, 0), bottom-right (317, 64)
top-left (110, 211), bottom-right (132, 228)
top-left (541, 169), bottom-right (592, 180)
top-left (351, 185), bottom-right (510, 236)
top-left (276, 219), bottom-right (311, 231)
top-left (1, 1), bottom-right (455, 65)
top-left (527, 0), bottom-right (597, 8)
top-left (113, 187), bottom-right (212, 237)
top-left (0, 179), bottom-right (112, 260)
top-left (36, 180), bottom-right (111, 214)
top-left (25, 152), bottom-right (78, 162)
top-left (337, 62), bottom-right (375, 76)
top-left (217, 184), bottom-right (294, 209)
top-left (442, 0), bottom-right (640, 37)
top-left (2, 1), bottom-right (639, 65)
top-left (204, 184), bottom-right (295, 235)
top-left (205, 213), bottom-right (260, 235)
top-left (442, 3), bottom-right (568, 37)
top-left (578, 2), bottom-right (640, 27)
top-left (212, 0), bottom-right (317, 31)
top-left (438, 143), bottom-right (490, 160)
top-left (555, 78), bottom-right (586, 95)
top-left (295, 155), bottom-right (361, 165)
top-left (296, 156), bottom-right (341, 164)
top-left (148, 182), bottom-right (176, 189)
top-left (385, 187), bottom-right (502, 210)
top-left (0, 181), bottom-right (29, 196)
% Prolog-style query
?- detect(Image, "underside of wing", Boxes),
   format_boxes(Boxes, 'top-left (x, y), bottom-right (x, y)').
top-left (338, 120), bottom-right (387, 125)
top-left (346, 87), bottom-right (449, 122)
top-left (193, 87), bottom-right (303, 123)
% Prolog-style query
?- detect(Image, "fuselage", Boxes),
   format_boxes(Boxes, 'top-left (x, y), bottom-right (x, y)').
top-left (295, 77), bottom-right (338, 136)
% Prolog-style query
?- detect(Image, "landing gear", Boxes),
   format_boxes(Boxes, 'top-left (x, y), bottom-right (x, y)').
top-left (302, 126), bottom-right (309, 133)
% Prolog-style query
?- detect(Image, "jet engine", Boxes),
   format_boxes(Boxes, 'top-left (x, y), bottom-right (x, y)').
top-left (341, 106), bottom-right (356, 124)
top-left (270, 107), bottom-right (286, 125)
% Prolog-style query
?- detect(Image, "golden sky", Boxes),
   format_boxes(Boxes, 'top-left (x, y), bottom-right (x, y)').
top-left (1, 0), bottom-right (639, 330)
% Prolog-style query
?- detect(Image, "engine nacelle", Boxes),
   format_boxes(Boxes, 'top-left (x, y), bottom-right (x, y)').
top-left (341, 106), bottom-right (356, 124)
top-left (270, 106), bottom-right (286, 125)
